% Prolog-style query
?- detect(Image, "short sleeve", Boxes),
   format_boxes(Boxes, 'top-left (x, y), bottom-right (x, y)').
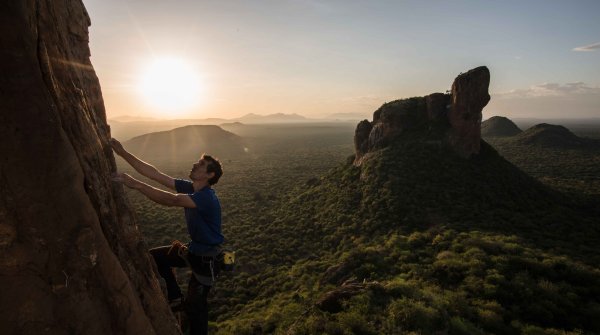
top-left (175, 179), bottom-right (194, 194)
top-left (189, 191), bottom-right (210, 212)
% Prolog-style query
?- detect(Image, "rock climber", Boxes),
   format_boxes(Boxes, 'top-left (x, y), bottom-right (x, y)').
top-left (110, 138), bottom-right (223, 335)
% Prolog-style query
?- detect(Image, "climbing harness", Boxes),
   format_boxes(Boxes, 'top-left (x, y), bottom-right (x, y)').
top-left (169, 240), bottom-right (235, 286)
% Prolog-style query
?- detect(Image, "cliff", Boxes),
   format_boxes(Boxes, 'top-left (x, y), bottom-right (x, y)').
top-left (0, 1), bottom-right (179, 334)
top-left (354, 66), bottom-right (490, 163)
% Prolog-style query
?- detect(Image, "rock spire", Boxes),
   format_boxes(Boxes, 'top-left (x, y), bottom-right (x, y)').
top-left (354, 66), bottom-right (491, 163)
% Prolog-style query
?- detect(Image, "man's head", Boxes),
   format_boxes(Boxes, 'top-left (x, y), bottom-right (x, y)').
top-left (202, 154), bottom-right (223, 185)
top-left (190, 154), bottom-right (223, 185)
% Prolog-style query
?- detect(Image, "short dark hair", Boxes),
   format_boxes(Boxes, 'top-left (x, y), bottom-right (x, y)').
top-left (201, 154), bottom-right (223, 185)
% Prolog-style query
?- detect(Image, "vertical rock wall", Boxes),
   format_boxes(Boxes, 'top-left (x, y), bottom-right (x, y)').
top-left (447, 66), bottom-right (491, 157)
top-left (0, 1), bottom-right (179, 334)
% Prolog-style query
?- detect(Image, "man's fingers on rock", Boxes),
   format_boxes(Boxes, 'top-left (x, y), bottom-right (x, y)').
top-left (109, 138), bottom-right (123, 151)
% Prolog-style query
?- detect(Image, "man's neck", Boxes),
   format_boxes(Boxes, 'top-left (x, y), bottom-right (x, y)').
top-left (192, 180), bottom-right (209, 192)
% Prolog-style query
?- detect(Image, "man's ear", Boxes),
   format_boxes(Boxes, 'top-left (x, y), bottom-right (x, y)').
top-left (208, 172), bottom-right (215, 180)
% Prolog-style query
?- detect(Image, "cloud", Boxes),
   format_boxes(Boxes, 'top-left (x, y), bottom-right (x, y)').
top-left (495, 82), bottom-right (600, 99)
top-left (488, 82), bottom-right (600, 118)
top-left (572, 42), bottom-right (600, 52)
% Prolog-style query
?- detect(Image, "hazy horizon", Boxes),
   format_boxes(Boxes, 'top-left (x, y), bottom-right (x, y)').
top-left (107, 111), bottom-right (600, 123)
top-left (83, 0), bottom-right (600, 121)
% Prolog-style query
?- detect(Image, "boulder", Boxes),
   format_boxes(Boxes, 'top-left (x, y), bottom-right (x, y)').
top-left (315, 280), bottom-right (383, 313)
top-left (315, 280), bottom-right (367, 313)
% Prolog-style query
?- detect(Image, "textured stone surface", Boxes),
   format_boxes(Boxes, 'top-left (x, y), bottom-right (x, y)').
top-left (426, 92), bottom-right (451, 122)
top-left (354, 120), bottom-right (373, 158)
top-left (354, 97), bottom-right (429, 163)
top-left (0, 1), bottom-right (179, 334)
top-left (448, 66), bottom-right (491, 157)
top-left (353, 67), bottom-right (490, 163)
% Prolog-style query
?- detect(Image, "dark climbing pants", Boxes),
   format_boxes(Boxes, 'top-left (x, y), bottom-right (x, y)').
top-left (187, 274), bottom-right (211, 335)
top-left (149, 245), bottom-right (211, 335)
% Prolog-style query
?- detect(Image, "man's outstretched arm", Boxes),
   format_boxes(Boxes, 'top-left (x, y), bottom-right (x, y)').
top-left (110, 138), bottom-right (176, 191)
top-left (112, 173), bottom-right (196, 208)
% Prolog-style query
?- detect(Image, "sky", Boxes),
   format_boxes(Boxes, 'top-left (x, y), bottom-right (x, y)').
top-left (82, 0), bottom-right (600, 120)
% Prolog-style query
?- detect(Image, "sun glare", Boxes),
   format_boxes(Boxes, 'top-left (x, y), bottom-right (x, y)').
top-left (139, 57), bottom-right (203, 114)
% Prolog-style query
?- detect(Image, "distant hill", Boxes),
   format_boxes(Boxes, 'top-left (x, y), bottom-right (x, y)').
top-left (109, 119), bottom-right (228, 141)
top-left (514, 123), bottom-right (593, 148)
top-left (235, 113), bottom-right (308, 123)
top-left (123, 125), bottom-right (245, 160)
top-left (109, 113), bottom-right (318, 140)
top-left (109, 113), bottom-right (310, 126)
top-left (481, 116), bottom-right (522, 137)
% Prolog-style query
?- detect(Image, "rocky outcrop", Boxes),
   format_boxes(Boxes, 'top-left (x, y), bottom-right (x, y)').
top-left (0, 1), bottom-right (179, 334)
top-left (354, 66), bottom-right (490, 163)
top-left (354, 120), bottom-right (373, 157)
top-left (447, 67), bottom-right (491, 156)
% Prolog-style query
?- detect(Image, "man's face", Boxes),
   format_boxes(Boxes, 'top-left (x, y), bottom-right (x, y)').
top-left (189, 159), bottom-right (212, 182)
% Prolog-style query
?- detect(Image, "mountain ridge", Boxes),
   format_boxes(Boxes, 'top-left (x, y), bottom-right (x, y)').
top-left (109, 112), bottom-right (310, 124)
top-left (514, 123), bottom-right (599, 148)
top-left (123, 124), bottom-right (246, 160)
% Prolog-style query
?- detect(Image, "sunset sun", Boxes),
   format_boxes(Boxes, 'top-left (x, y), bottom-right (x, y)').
top-left (138, 57), bottom-right (203, 114)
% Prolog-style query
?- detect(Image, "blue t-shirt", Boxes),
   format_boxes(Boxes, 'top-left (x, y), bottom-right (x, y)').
top-left (175, 179), bottom-right (223, 255)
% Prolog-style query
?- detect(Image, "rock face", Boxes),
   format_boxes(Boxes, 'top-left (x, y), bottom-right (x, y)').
top-left (0, 1), bottom-right (179, 334)
top-left (481, 116), bottom-right (522, 137)
top-left (447, 67), bottom-right (491, 157)
top-left (354, 66), bottom-right (490, 163)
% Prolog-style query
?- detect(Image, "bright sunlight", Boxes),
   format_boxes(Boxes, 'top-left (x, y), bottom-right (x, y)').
top-left (138, 57), bottom-right (203, 114)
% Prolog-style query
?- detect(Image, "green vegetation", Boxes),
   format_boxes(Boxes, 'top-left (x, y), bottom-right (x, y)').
top-left (116, 122), bottom-right (600, 334)
top-left (484, 119), bottom-right (600, 198)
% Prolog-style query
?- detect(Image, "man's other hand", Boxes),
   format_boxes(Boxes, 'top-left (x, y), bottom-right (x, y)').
top-left (110, 138), bottom-right (126, 156)
top-left (112, 172), bottom-right (138, 189)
